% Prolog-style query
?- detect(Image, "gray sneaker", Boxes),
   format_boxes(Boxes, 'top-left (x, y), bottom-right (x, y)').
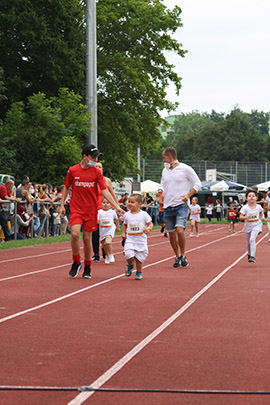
top-left (180, 256), bottom-right (189, 267)
top-left (173, 257), bottom-right (181, 268)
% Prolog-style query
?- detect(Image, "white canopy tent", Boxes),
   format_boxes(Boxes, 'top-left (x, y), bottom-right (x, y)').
top-left (140, 179), bottom-right (160, 193)
top-left (255, 180), bottom-right (270, 191)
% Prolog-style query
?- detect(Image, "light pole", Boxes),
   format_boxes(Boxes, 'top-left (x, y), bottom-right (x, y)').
top-left (85, 0), bottom-right (97, 146)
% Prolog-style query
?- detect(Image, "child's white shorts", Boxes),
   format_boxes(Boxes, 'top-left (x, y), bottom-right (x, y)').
top-left (124, 249), bottom-right (148, 263)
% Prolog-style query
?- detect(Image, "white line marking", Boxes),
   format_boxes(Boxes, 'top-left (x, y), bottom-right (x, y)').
top-left (1, 230), bottom-right (262, 323)
top-left (66, 233), bottom-right (268, 404)
top-left (0, 226), bottom-right (224, 264)
top-left (0, 228), bottom-right (234, 283)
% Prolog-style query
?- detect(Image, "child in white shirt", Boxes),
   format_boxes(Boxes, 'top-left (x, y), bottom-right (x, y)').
top-left (121, 193), bottom-right (153, 280)
top-left (267, 202), bottom-right (270, 242)
top-left (239, 189), bottom-right (264, 263)
top-left (98, 197), bottom-right (120, 264)
top-left (189, 197), bottom-right (201, 237)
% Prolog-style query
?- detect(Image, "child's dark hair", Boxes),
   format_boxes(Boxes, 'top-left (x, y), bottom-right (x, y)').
top-left (245, 189), bottom-right (257, 198)
top-left (130, 193), bottom-right (143, 203)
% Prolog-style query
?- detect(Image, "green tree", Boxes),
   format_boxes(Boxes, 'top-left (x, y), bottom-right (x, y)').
top-left (0, 0), bottom-right (85, 116)
top-left (1, 89), bottom-right (90, 184)
top-left (96, 0), bottom-right (186, 178)
top-left (0, 0), bottom-right (186, 179)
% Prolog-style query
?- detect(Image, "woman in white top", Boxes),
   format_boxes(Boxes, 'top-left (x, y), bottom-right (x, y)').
top-left (239, 189), bottom-right (264, 263)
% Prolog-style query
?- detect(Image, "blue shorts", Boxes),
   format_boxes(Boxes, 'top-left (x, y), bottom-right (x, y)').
top-left (158, 211), bottom-right (164, 224)
top-left (164, 203), bottom-right (189, 232)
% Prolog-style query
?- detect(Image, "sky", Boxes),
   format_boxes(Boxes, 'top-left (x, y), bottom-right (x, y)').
top-left (163, 0), bottom-right (270, 116)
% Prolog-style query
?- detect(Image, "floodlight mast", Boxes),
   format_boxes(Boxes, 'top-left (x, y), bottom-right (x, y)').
top-left (85, 0), bottom-right (97, 146)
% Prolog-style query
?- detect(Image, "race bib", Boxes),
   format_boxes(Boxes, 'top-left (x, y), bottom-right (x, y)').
top-left (247, 212), bottom-right (259, 222)
top-left (100, 217), bottom-right (113, 228)
top-left (127, 222), bottom-right (144, 235)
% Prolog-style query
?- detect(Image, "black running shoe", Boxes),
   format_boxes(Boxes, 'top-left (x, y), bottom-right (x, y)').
top-left (93, 255), bottom-right (100, 263)
top-left (69, 262), bottom-right (82, 278)
top-left (248, 256), bottom-right (256, 263)
top-left (82, 265), bottom-right (92, 278)
top-left (160, 226), bottom-right (165, 233)
top-left (248, 254), bottom-right (251, 261)
top-left (180, 256), bottom-right (189, 267)
top-left (173, 257), bottom-right (181, 268)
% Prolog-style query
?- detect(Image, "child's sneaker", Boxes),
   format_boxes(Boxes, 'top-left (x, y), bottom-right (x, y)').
top-left (82, 265), bottom-right (91, 278)
top-left (248, 256), bottom-right (256, 263)
top-left (105, 256), bottom-right (110, 264)
top-left (125, 264), bottom-right (134, 277)
top-left (196, 233), bottom-right (199, 238)
top-left (69, 262), bottom-right (82, 278)
top-left (173, 257), bottom-right (181, 268)
top-left (164, 232), bottom-right (168, 238)
top-left (190, 233), bottom-right (194, 237)
top-left (180, 255), bottom-right (189, 267)
top-left (135, 272), bottom-right (143, 280)
top-left (108, 254), bottom-right (115, 263)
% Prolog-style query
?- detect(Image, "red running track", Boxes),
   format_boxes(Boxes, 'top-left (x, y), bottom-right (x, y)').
top-left (1, 223), bottom-right (270, 405)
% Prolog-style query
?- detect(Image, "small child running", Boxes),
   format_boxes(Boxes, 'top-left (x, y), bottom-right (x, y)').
top-left (227, 204), bottom-right (237, 233)
top-left (121, 193), bottom-right (153, 280)
top-left (266, 202), bottom-right (270, 242)
top-left (98, 197), bottom-right (120, 264)
top-left (189, 197), bottom-right (201, 237)
top-left (239, 189), bottom-right (264, 263)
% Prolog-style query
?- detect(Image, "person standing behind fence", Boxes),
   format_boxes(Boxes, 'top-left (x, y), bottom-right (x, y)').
top-left (0, 180), bottom-right (21, 241)
top-left (239, 189), bottom-right (264, 263)
top-left (156, 147), bottom-right (201, 268)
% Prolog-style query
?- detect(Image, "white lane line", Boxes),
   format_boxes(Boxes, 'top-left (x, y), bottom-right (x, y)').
top-left (67, 233), bottom-right (268, 405)
top-left (0, 226), bottom-right (225, 264)
top-left (1, 229), bottom-right (257, 322)
top-left (0, 257), bottom-right (168, 324)
top-left (0, 230), bottom-right (236, 283)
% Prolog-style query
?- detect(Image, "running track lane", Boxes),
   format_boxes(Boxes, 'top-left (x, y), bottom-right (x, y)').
top-left (1, 224), bottom-right (270, 404)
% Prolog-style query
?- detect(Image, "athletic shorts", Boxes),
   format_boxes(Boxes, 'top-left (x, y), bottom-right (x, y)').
top-left (159, 211), bottom-right (164, 224)
top-left (69, 212), bottom-right (97, 232)
top-left (124, 248), bottom-right (148, 263)
top-left (164, 203), bottom-right (189, 232)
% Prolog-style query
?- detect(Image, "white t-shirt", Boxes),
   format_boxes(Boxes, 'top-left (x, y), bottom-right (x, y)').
top-left (189, 203), bottom-right (201, 222)
top-left (98, 208), bottom-right (118, 241)
top-left (159, 163), bottom-right (201, 209)
top-left (206, 204), bottom-right (213, 215)
top-left (240, 204), bottom-right (263, 233)
top-left (123, 210), bottom-right (152, 252)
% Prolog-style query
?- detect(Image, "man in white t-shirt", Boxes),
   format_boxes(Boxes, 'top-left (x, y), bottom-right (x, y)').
top-left (156, 147), bottom-right (201, 268)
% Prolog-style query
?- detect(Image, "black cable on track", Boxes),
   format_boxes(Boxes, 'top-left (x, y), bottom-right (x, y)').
top-left (0, 386), bottom-right (269, 395)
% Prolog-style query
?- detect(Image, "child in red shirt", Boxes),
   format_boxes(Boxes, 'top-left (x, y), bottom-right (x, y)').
top-left (227, 204), bottom-right (237, 233)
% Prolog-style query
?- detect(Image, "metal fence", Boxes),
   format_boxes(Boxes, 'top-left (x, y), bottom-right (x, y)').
top-left (130, 160), bottom-right (270, 187)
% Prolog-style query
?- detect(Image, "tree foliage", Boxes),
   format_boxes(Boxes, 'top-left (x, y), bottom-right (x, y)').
top-left (164, 109), bottom-right (269, 162)
top-left (0, 0), bottom-right (186, 180)
top-left (0, 89), bottom-right (90, 184)
top-left (0, 0), bottom-right (85, 116)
